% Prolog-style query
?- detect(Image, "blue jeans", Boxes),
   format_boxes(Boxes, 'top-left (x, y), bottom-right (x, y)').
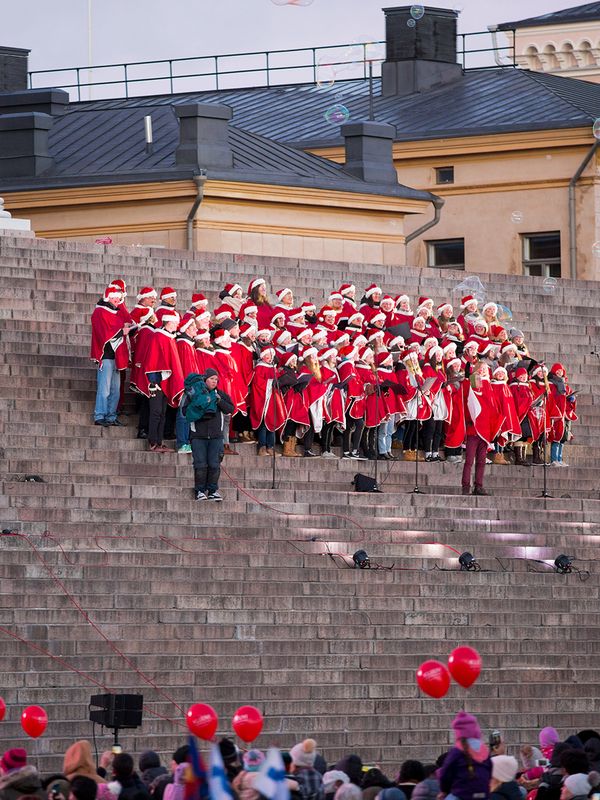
top-left (551, 441), bottom-right (564, 462)
top-left (257, 424), bottom-right (275, 448)
top-left (378, 418), bottom-right (395, 454)
top-left (191, 437), bottom-right (224, 494)
top-left (94, 359), bottom-right (120, 422)
top-left (176, 406), bottom-right (190, 448)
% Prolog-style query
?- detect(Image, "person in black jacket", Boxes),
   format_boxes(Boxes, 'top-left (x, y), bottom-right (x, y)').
top-left (188, 368), bottom-right (235, 502)
top-left (489, 756), bottom-right (521, 800)
top-left (112, 754), bottom-right (150, 800)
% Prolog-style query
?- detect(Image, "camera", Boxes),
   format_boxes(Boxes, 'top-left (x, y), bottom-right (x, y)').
top-left (489, 730), bottom-right (502, 748)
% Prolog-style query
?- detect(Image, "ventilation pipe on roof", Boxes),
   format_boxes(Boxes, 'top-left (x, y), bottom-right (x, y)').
top-left (487, 25), bottom-right (513, 68)
top-left (569, 140), bottom-right (599, 280)
top-left (186, 171), bottom-right (207, 251)
top-left (405, 195), bottom-right (445, 244)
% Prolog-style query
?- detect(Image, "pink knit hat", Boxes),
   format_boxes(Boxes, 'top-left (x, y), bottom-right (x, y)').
top-left (452, 711), bottom-right (481, 741)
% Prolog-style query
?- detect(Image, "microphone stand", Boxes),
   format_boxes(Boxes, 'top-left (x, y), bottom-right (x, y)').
top-left (271, 361), bottom-right (280, 491)
top-left (413, 384), bottom-right (423, 494)
top-left (374, 361), bottom-right (380, 489)
top-left (539, 386), bottom-right (552, 498)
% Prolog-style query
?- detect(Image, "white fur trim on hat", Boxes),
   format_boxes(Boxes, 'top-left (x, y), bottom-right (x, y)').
top-left (302, 347), bottom-right (318, 360)
top-left (483, 302), bottom-right (498, 314)
top-left (364, 284), bottom-right (381, 298)
top-left (137, 287), bottom-right (157, 300)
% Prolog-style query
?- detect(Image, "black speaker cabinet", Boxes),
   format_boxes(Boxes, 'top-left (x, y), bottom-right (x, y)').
top-left (89, 694), bottom-right (143, 729)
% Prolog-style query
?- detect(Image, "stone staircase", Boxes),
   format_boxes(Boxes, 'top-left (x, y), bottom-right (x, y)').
top-left (1, 234), bottom-right (600, 772)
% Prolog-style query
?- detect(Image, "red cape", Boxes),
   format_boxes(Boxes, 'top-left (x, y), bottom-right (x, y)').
top-left (90, 302), bottom-right (129, 369)
top-left (466, 381), bottom-right (504, 446)
top-left (249, 362), bottom-right (287, 431)
top-left (138, 328), bottom-right (184, 406)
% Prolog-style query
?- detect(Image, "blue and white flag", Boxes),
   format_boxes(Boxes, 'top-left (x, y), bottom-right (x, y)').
top-left (254, 748), bottom-right (290, 800)
top-left (209, 743), bottom-right (234, 800)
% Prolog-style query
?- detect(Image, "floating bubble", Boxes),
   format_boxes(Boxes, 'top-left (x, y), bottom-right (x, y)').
top-left (593, 119), bottom-right (600, 140)
top-left (497, 303), bottom-right (513, 323)
top-left (410, 4), bottom-right (425, 19)
top-left (324, 104), bottom-right (350, 125)
top-left (542, 277), bottom-right (557, 295)
top-left (334, 92), bottom-right (344, 101)
top-left (454, 275), bottom-right (487, 302)
top-left (407, 18), bottom-right (417, 28)
top-left (316, 62), bottom-right (336, 88)
top-left (511, 211), bottom-right (524, 224)
top-left (364, 39), bottom-right (385, 62)
top-left (593, 241), bottom-right (600, 258)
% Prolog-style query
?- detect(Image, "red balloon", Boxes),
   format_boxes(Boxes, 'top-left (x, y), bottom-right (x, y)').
top-left (186, 703), bottom-right (218, 740)
top-left (0, 698), bottom-right (5, 722)
top-left (416, 660), bottom-right (451, 698)
top-left (232, 705), bottom-right (263, 742)
top-left (448, 646), bottom-right (482, 688)
top-left (21, 705), bottom-right (48, 738)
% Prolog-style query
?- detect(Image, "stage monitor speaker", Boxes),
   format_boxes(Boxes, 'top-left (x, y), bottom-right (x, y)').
top-left (89, 693), bottom-right (143, 729)
top-left (353, 473), bottom-right (383, 493)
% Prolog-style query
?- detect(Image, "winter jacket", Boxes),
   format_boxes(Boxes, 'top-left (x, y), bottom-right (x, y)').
top-left (141, 767), bottom-right (168, 789)
top-left (439, 746), bottom-right (492, 800)
top-left (188, 387), bottom-right (234, 439)
top-left (63, 740), bottom-right (107, 785)
top-left (490, 781), bottom-right (523, 800)
top-left (0, 766), bottom-right (45, 800)
top-left (118, 773), bottom-right (151, 800)
top-left (411, 777), bottom-right (440, 800)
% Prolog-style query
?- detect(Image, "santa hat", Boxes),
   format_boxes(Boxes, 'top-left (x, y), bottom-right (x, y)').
top-left (0, 748), bottom-right (27, 772)
top-left (396, 294), bottom-right (410, 306)
top-left (104, 286), bottom-right (122, 301)
top-left (483, 302), bottom-right (498, 315)
top-left (136, 286), bottom-right (157, 301)
top-left (157, 308), bottom-right (180, 326)
top-left (369, 312), bottom-right (386, 325)
top-left (446, 357), bottom-right (461, 371)
top-left (367, 329), bottom-right (384, 342)
top-left (330, 331), bottom-right (350, 346)
top-left (312, 330), bottom-right (328, 345)
top-left (493, 367), bottom-right (508, 381)
top-left (474, 319), bottom-right (488, 331)
top-left (418, 296), bottom-right (433, 307)
top-left (328, 292), bottom-right (343, 302)
top-left (426, 346), bottom-right (443, 361)
top-left (490, 324), bottom-right (505, 339)
top-left (353, 334), bottom-right (367, 348)
top-left (213, 305), bottom-right (234, 321)
top-left (359, 345), bottom-right (374, 360)
top-left (364, 283), bottom-right (381, 299)
top-left (194, 309), bottom-right (211, 324)
top-left (437, 302), bottom-right (453, 315)
top-left (223, 283), bottom-right (242, 297)
top-left (402, 349), bottom-right (419, 363)
top-left (452, 711), bottom-right (482, 741)
top-left (179, 312), bottom-right (196, 333)
top-left (212, 328), bottom-right (231, 346)
top-left (339, 283), bottom-right (355, 297)
top-left (131, 306), bottom-right (154, 325)
top-left (273, 330), bottom-right (291, 347)
top-left (411, 317), bottom-right (426, 329)
top-left (239, 323), bottom-right (256, 338)
top-left (109, 279), bottom-right (127, 296)
top-left (248, 278), bottom-right (266, 295)
top-left (191, 292), bottom-right (208, 308)
top-left (260, 347), bottom-right (276, 361)
top-left (277, 352), bottom-right (296, 369)
top-left (276, 288), bottom-right (292, 302)
top-left (515, 367), bottom-right (528, 381)
top-left (347, 312), bottom-right (364, 327)
top-left (195, 330), bottom-right (211, 341)
top-left (318, 347), bottom-right (337, 362)
top-left (447, 320), bottom-right (462, 331)
top-left (388, 335), bottom-right (404, 349)
top-left (301, 301), bottom-right (316, 313)
top-left (270, 310), bottom-right (286, 324)
top-left (423, 336), bottom-right (438, 351)
top-left (257, 328), bottom-right (273, 339)
top-left (443, 342), bottom-right (457, 356)
top-left (288, 307), bottom-right (305, 322)
top-left (290, 739), bottom-right (317, 769)
top-left (479, 342), bottom-right (496, 356)
top-left (380, 295), bottom-right (395, 308)
top-left (160, 286), bottom-right (177, 300)
top-left (463, 340), bottom-right (479, 352)
top-left (296, 328), bottom-right (313, 342)
top-left (241, 301), bottom-right (258, 316)
top-left (319, 305), bottom-right (337, 318)
top-left (375, 351), bottom-right (393, 367)
top-left (461, 294), bottom-right (477, 309)
top-left (339, 344), bottom-right (358, 360)
top-left (302, 347), bottom-right (318, 360)
top-left (501, 341), bottom-right (518, 355)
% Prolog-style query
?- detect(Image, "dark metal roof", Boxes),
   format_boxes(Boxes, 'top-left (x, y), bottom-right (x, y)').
top-left (498, 1), bottom-right (600, 31)
top-left (67, 67), bottom-right (599, 150)
top-left (0, 102), bottom-right (433, 200)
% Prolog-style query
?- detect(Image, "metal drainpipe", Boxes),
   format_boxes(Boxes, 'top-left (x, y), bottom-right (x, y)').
top-left (487, 25), bottom-right (512, 68)
top-left (186, 171), bottom-right (207, 251)
top-left (569, 141), bottom-right (599, 280)
top-left (405, 196), bottom-right (445, 246)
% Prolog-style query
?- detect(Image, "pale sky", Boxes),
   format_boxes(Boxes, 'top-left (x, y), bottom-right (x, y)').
top-left (2, 0), bottom-right (573, 75)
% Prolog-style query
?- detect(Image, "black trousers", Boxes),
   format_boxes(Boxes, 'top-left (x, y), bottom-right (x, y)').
top-left (342, 414), bottom-right (365, 453)
top-left (163, 404), bottom-right (177, 439)
top-left (422, 418), bottom-right (444, 453)
top-left (137, 396), bottom-right (149, 435)
top-left (364, 427), bottom-right (377, 457)
top-left (321, 421), bottom-right (336, 452)
top-left (148, 393), bottom-right (167, 445)
top-left (403, 419), bottom-right (419, 450)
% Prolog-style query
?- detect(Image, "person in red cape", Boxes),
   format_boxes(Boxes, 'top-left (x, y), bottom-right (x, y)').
top-left (338, 283), bottom-right (357, 327)
top-left (490, 366), bottom-right (521, 465)
top-left (421, 345), bottom-right (449, 462)
top-left (355, 347), bottom-right (388, 459)
top-left (232, 324), bottom-right (258, 444)
top-left (443, 357), bottom-right (466, 463)
top-left (548, 362), bottom-right (577, 467)
top-left (129, 307), bottom-right (157, 440)
top-left (175, 313), bottom-right (200, 453)
top-left (395, 294), bottom-right (413, 326)
top-left (249, 347), bottom-right (287, 455)
top-left (248, 278), bottom-right (273, 329)
top-left (137, 310), bottom-right (184, 452)
top-left (509, 367), bottom-right (536, 466)
top-left (375, 351), bottom-right (400, 460)
top-left (108, 279), bottom-right (134, 324)
top-left (318, 348), bottom-right (346, 458)
top-left (194, 330), bottom-right (214, 374)
top-left (296, 348), bottom-right (328, 457)
top-left (462, 362), bottom-right (504, 495)
top-left (337, 345), bottom-right (367, 460)
top-left (90, 286), bottom-right (132, 427)
top-left (397, 349), bottom-right (428, 461)
top-left (212, 327), bottom-right (245, 455)
top-left (529, 365), bottom-right (552, 465)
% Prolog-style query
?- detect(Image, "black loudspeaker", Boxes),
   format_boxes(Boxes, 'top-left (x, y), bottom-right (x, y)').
top-left (89, 694), bottom-right (143, 729)
top-left (353, 473), bottom-right (383, 493)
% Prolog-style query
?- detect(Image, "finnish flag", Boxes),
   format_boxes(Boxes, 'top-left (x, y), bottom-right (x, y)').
top-left (209, 744), bottom-right (234, 800)
top-left (254, 748), bottom-right (290, 800)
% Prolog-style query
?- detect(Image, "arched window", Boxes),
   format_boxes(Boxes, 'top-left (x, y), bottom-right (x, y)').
top-left (561, 42), bottom-right (577, 68)
top-left (542, 44), bottom-right (560, 69)
top-left (579, 40), bottom-right (595, 66)
top-left (525, 45), bottom-right (542, 70)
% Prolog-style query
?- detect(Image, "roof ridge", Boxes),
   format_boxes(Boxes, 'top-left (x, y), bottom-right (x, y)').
top-left (519, 69), bottom-right (596, 120)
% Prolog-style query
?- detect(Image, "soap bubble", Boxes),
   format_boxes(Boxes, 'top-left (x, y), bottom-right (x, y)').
top-left (497, 304), bottom-right (513, 323)
top-left (511, 211), bottom-right (524, 223)
top-left (593, 119), bottom-right (600, 139)
top-left (593, 241), bottom-right (600, 258)
top-left (454, 275), bottom-right (486, 303)
top-left (410, 4), bottom-right (425, 19)
top-left (334, 92), bottom-right (344, 101)
top-left (542, 277), bottom-right (557, 295)
top-left (364, 39), bottom-right (385, 62)
top-left (324, 104), bottom-right (350, 125)
top-left (316, 61), bottom-right (336, 88)
top-left (407, 18), bottom-right (417, 28)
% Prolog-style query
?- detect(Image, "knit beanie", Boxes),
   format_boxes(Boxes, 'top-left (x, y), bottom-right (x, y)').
top-left (139, 750), bottom-right (160, 772)
top-left (219, 738), bottom-right (238, 764)
top-left (291, 739), bottom-right (317, 768)
top-left (539, 727), bottom-right (560, 749)
top-left (1, 749), bottom-right (27, 772)
top-left (323, 771), bottom-right (349, 794)
top-left (203, 368), bottom-right (219, 380)
top-left (492, 756), bottom-right (519, 783)
top-left (243, 750), bottom-right (265, 773)
top-left (452, 711), bottom-right (481, 741)
top-left (564, 774), bottom-right (591, 797)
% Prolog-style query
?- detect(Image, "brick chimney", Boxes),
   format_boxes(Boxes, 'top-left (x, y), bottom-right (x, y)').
top-left (175, 103), bottom-right (233, 169)
top-left (341, 121), bottom-right (398, 185)
top-left (381, 6), bottom-right (462, 97)
top-left (0, 46), bottom-right (30, 93)
top-left (0, 112), bottom-right (55, 178)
